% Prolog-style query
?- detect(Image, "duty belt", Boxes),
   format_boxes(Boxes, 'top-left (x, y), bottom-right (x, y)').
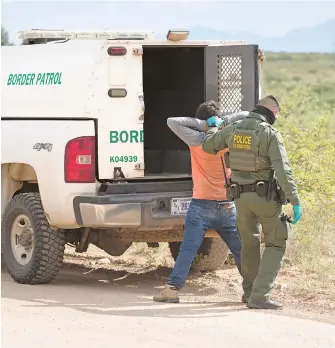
top-left (237, 181), bottom-right (269, 193)
top-left (229, 180), bottom-right (270, 199)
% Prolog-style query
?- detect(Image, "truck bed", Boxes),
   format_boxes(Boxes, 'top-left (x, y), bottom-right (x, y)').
top-left (98, 177), bottom-right (193, 195)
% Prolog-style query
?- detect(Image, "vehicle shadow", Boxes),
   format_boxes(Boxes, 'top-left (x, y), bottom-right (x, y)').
top-left (1, 263), bottom-right (248, 319)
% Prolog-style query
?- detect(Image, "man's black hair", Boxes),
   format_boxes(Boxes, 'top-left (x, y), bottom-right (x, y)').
top-left (195, 100), bottom-right (220, 121)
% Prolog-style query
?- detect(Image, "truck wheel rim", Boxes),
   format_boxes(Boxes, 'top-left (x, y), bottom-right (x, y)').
top-left (10, 214), bottom-right (34, 265)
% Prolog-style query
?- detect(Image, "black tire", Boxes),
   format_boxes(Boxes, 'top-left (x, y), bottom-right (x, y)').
top-left (1, 193), bottom-right (65, 284)
top-left (169, 238), bottom-right (229, 272)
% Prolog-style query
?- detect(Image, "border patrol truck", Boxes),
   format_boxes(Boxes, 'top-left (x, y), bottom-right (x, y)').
top-left (1, 29), bottom-right (264, 284)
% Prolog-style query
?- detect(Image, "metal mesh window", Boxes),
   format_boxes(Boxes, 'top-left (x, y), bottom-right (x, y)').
top-left (217, 54), bottom-right (242, 114)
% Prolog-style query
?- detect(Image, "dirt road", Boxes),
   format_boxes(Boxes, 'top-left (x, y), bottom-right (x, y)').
top-left (2, 264), bottom-right (335, 348)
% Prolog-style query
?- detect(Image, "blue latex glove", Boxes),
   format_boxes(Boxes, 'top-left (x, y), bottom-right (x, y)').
top-left (291, 205), bottom-right (302, 224)
top-left (207, 116), bottom-right (224, 128)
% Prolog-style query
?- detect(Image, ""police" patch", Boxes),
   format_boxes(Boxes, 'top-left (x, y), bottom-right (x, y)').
top-left (233, 134), bottom-right (252, 150)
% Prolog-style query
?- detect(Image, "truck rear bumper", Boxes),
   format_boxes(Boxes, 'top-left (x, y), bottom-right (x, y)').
top-left (73, 191), bottom-right (192, 229)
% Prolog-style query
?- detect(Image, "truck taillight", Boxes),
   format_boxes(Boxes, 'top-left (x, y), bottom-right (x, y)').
top-left (64, 136), bottom-right (96, 183)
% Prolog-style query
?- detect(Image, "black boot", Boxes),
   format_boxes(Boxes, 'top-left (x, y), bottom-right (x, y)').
top-left (247, 298), bottom-right (283, 310)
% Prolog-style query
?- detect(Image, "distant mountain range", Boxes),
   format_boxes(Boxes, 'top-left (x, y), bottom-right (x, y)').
top-left (159, 20), bottom-right (335, 53)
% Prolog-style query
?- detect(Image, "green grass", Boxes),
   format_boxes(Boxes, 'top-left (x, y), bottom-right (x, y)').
top-left (261, 52), bottom-right (335, 280)
top-left (263, 52), bottom-right (335, 109)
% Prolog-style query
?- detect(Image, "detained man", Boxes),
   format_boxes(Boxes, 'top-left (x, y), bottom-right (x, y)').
top-left (153, 101), bottom-right (249, 303)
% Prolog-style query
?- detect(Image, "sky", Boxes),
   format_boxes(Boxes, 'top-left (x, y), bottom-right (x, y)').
top-left (2, 1), bottom-right (335, 44)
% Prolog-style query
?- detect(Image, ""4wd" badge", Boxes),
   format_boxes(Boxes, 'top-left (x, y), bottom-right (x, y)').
top-left (33, 143), bottom-right (53, 152)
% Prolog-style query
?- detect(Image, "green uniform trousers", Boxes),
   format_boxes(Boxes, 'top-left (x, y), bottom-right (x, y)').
top-left (234, 192), bottom-right (291, 301)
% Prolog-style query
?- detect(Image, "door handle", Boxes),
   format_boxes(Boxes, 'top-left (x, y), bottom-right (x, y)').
top-left (138, 93), bottom-right (145, 111)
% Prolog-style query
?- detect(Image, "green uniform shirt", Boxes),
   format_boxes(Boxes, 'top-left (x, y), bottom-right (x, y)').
top-left (202, 112), bottom-right (301, 206)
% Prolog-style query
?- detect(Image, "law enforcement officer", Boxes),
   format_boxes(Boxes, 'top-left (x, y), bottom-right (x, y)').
top-left (202, 95), bottom-right (303, 310)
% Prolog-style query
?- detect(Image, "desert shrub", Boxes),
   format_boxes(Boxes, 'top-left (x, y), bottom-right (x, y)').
top-left (264, 65), bottom-right (335, 279)
top-left (280, 115), bottom-right (335, 279)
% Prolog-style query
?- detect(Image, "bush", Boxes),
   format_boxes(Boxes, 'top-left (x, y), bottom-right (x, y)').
top-left (286, 201), bottom-right (335, 280)
top-left (263, 64), bottom-right (335, 280)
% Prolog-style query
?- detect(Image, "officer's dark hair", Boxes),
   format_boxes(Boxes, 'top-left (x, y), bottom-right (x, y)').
top-left (195, 100), bottom-right (220, 121)
top-left (257, 95), bottom-right (281, 112)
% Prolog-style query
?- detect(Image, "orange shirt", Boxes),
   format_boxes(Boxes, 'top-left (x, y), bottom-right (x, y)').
top-left (190, 145), bottom-right (230, 201)
top-left (166, 116), bottom-right (248, 202)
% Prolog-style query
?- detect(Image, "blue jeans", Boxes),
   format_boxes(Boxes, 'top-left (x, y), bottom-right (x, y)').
top-left (167, 198), bottom-right (242, 289)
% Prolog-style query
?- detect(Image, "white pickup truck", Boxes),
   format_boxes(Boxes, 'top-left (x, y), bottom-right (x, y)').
top-left (1, 29), bottom-right (264, 284)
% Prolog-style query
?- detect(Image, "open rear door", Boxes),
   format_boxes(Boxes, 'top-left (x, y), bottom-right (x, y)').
top-left (97, 43), bottom-right (145, 181)
top-left (205, 44), bottom-right (259, 114)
